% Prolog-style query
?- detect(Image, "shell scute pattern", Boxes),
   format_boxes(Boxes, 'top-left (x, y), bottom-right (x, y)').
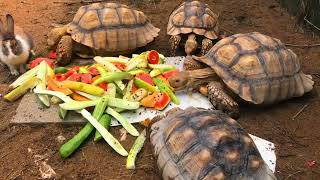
top-left (150, 107), bottom-right (272, 180)
top-left (167, 1), bottom-right (218, 39)
top-left (200, 32), bottom-right (312, 104)
top-left (65, 2), bottom-right (159, 52)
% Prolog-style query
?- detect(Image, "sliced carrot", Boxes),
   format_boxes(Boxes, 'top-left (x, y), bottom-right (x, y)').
top-left (47, 77), bottom-right (73, 95)
top-left (70, 93), bottom-right (90, 101)
top-left (91, 75), bottom-right (101, 83)
top-left (156, 75), bottom-right (169, 86)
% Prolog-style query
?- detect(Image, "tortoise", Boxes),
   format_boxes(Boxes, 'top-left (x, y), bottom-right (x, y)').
top-left (47, 2), bottom-right (160, 65)
top-left (167, 1), bottom-right (219, 56)
top-left (168, 32), bottom-right (314, 117)
top-left (150, 107), bottom-right (276, 180)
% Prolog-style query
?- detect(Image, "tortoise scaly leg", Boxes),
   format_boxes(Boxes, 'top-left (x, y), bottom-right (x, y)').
top-left (207, 81), bottom-right (239, 118)
top-left (183, 55), bottom-right (205, 70)
top-left (169, 35), bottom-right (181, 56)
top-left (200, 38), bottom-right (213, 56)
top-left (57, 35), bottom-right (73, 65)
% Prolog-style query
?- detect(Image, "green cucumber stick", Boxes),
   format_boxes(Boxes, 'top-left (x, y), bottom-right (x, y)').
top-left (94, 114), bottom-right (111, 141)
top-left (59, 96), bottom-right (109, 158)
top-left (94, 83), bottom-right (116, 141)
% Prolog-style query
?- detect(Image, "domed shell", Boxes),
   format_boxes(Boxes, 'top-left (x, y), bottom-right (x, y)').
top-left (66, 2), bottom-right (160, 52)
top-left (150, 107), bottom-right (274, 179)
top-left (167, 1), bottom-right (219, 39)
top-left (196, 32), bottom-right (314, 104)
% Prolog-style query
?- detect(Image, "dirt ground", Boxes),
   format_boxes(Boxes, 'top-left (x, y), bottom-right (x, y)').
top-left (0, 0), bottom-right (320, 179)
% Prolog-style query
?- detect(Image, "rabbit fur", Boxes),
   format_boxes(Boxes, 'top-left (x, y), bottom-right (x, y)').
top-left (0, 14), bottom-right (34, 75)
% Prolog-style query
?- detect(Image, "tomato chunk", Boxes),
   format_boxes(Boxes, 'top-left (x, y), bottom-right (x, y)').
top-left (148, 50), bottom-right (160, 64)
top-left (162, 69), bottom-right (179, 79)
top-left (136, 73), bottom-right (154, 85)
top-left (29, 58), bottom-right (55, 69)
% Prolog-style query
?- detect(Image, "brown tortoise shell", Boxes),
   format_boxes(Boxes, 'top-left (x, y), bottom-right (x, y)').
top-left (150, 107), bottom-right (275, 179)
top-left (195, 32), bottom-right (314, 104)
top-left (66, 3), bottom-right (160, 52)
top-left (167, 1), bottom-right (219, 40)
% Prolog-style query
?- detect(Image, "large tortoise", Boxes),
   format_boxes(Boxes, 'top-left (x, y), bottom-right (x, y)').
top-left (168, 32), bottom-right (314, 117)
top-left (167, 1), bottom-right (219, 56)
top-left (150, 107), bottom-right (276, 180)
top-left (47, 2), bottom-right (160, 65)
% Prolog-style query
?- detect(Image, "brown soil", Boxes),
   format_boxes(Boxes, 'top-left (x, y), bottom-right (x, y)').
top-left (0, 0), bottom-right (320, 179)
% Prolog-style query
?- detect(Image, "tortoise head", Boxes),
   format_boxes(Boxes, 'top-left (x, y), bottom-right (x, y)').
top-left (47, 25), bottom-right (68, 47)
top-left (168, 71), bottom-right (191, 91)
top-left (185, 34), bottom-right (197, 55)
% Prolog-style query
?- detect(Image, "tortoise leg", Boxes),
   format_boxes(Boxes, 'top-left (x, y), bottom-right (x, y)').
top-left (183, 55), bottom-right (205, 70)
top-left (57, 35), bottom-right (73, 65)
top-left (200, 38), bottom-right (213, 56)
top-left (207, 81), bottom-right (239, 118)
top-left (169, 35), bottom-right (181, 56)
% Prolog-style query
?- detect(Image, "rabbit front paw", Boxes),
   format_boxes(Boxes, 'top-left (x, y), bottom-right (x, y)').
top-left (9, 65), bottom-right (19, 76)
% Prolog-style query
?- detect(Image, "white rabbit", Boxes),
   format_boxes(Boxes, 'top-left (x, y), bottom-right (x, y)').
top-left (0, 14), bottom-right (34, 75)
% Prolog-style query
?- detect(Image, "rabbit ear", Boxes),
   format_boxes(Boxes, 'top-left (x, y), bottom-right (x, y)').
top-left (0, 19), bottom-right (5, 35)
top-left (6, 14), bottom-right (14, 36)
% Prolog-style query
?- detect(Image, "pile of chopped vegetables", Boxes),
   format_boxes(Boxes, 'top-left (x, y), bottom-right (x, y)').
top-left (4, 50), bottom-right (180, 169)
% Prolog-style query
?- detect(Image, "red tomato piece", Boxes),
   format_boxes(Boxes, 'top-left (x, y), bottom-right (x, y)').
top-left (136, 73), bottom-right (154, 85)
top-left (69, 66), bottom-right (80, 72)
top-left (162, 69), bottom-right (179, 79)
top-left (131, 84), bottom-right (139, 93)
top-left (88, 67), bottom-right (100, 75)
top-left (148, 50), bottom-right (160, 64)
top-left (112, 62), bottom-right (126, 71)
top-left (80, 73), bottom-right (92, 84)
top-left (64, 69), bottom-right (77, 78)
top-left (154, 92), bottom-right (170, 110)
top-left (29, 58), bottom-right (55, 69)
top-left (98, 83), bottom-right (108, 91)
top-left (55, 73), bottom-right (66, 81)
top-left (67, 73), bottom-right (82, 82)
top-left (48, 50), bottom-right (57, 59)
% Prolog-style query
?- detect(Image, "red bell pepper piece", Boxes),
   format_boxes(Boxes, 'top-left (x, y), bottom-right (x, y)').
top-left (148, 50), bottom-right (160, 64)
top-left (136, 73), bottom-right (154, 86)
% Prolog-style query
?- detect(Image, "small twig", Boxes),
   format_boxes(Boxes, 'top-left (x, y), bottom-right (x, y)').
top-left (304, 16), bottom-right (320, 32)
top-left (285, 170), bottom-right (306, 180)
top-left (279, 153), bottom-right (297, 158)
top-left (0, 151), bottom-right (12, 159)
top-left (292, 103), bottom-right (310, 120)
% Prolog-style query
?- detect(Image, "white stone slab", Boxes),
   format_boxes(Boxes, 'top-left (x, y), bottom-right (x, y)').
top-left (10, 56), bottom-right (276, 172)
